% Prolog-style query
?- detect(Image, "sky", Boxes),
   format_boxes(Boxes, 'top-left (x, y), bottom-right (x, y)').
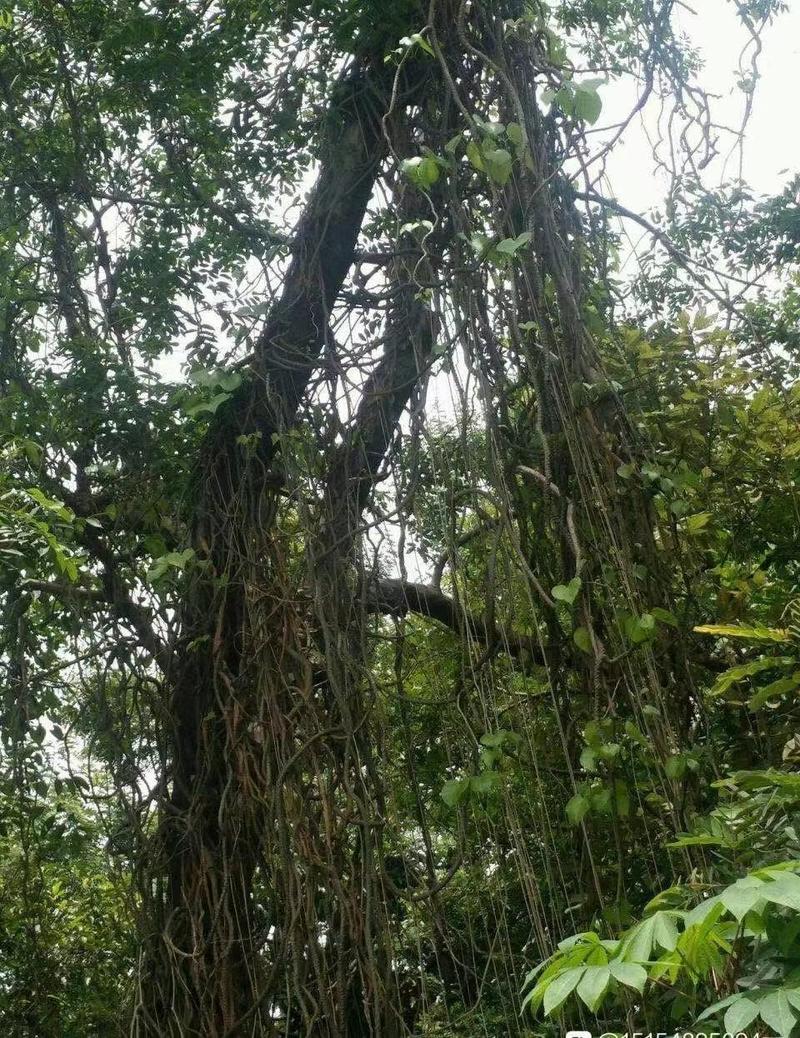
top-left (603, 0), bottom-right (800, 213)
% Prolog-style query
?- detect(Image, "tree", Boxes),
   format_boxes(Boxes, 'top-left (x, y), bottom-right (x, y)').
top-left (1, 0), bottom-right (797, 1035)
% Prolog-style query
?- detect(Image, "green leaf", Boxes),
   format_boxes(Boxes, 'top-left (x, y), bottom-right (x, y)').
top-left (573, 84), bottom-right (602, 124)
top-left (651, 606), bottom-right (679, 628)
top-left (608, 960), bottom-right (646, 993)
top-left (579, 746), bottom-right (597, 772)
top-left (748, 672), bottom-right (800, 710)
top-left (583, 721), bottom-right (605, 749)
top-left (665, 834), bottom-right (724, 849)
top-left (495, 232), bottom-right (532, 256)
top-left (470, 770), bottom-right (500, 796)
top-left (480, 730), bottom-right (518, 749)
top-left (620, 912), bottom-right (679, 963)
top-left (576, 964), bottom-right (610, 1010)
top-left (401, 155), bottom-right (440, 188)
top-left (166, 548), bottom-right (195, 569)
top-left (468, 232), bottom-right (490, 258)
top-left (760, 871), bottom-right (800, 912)
top-left (27, 487), bottom-right (73, 521)
top-left (543, 966), bottom-right (585, 1015)
top-left (185, 391), bottom-right (233, 417)
top-left (720, 877), bottom-right (765, 921)
top-left (441, 778), bottom-right (470, 807)
top-left (476, 118), bottom-right (505, 137)
top-left (466, 139), bottom-right (485, 172)
top-left (591, 787), bottom-right (613, 814)
top-left (697, 993), bottom-right (740, 1021)
top-left (694, 623), bottom-right (789, 643)
top-left (397, 32), bottom-right (434, 57)
top-left (399, 219), bottom-right (434, 238)
top-left (553, 85), bottom-right (575, 115)
top-left (724, 997), bottom-right (759, 1033)
top-left (189, 367), bottom-right (241, 392)
top-left (483, 147), bottom-right (513, 186)
top-left (566, 793), bottom-right (590, 825)
top-left (711, 656), bottom-right (788, 696)
top-left (624, 721), bottom-right (649, 748)
top-left (146, 548), bottom-right (194, 583)
top-left (614, 780), bottom-right (630, 817)
top-left (596, 742), bottom-right (621, 763)
top-left (573, 626), bottom-right (592, 653)
top-left (552, 576), bottom-right (581, 605)
top-left (685, 511), bottom-right (712, 535)
top-left (759, 990), bottom-right (798, 1037)
top-left (629, 612), bottom-right (656, 644)
top-left (506, 121), bottom-right (526, 147)
top-left (684, 895), bottom-right (723, 928)
top-left (652, 912), bottom-right (680, 951)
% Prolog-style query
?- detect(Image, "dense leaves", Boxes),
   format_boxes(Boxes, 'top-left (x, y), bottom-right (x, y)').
top-left (1, 0), bottom-right (799, 1035)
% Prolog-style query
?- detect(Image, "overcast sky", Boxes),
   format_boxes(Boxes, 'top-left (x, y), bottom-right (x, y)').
top-left (603, 0), bottom-right (800, 212)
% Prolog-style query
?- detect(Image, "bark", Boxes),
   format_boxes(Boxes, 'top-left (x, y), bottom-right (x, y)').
top-left (367, 577), bottom-right (545, 662)
top-left (304, 207), bottom-right (436, 1037)
top-left (135, 56), bottom-right (408, 1038)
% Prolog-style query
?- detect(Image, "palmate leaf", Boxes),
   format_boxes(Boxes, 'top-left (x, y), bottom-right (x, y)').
top-left (759, 990), bottom-right (798, 1036)
top-left (524, 856), bottom-right (800, 1024)
top-left (698, 991), bottom-right (743, 1021)
top-left (543, 966), bottom-right (585, 1015)
top-left (619, 910), bottom-right (681, 963)
top-left (724, 997), bottom-right (759, 1033)
top-left (720, 877), bottom-right (765, 920)
top-left (608, 960), bottom-right (646, 993)
top-left (576, 965), bottom-right (610, 1011)
top-left (522, 933), bottom-right (618, 1015)
top-left (758, 870), bottom-right (800, 912)
top-left (701, 992), bottom-right (755, 1033)
top-left (704, 988), bottom-right (800, 1034)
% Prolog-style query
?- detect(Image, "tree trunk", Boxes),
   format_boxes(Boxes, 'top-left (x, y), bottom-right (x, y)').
top-left (134, 57), bottom-right (399, 1037)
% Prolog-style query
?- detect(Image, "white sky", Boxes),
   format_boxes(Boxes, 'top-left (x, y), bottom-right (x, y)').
top-left (603, 0), bottom-right (800, 212)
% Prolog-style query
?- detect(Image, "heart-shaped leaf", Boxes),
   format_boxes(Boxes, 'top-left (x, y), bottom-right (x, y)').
top-left (440, 778), bottom-right (470, 807)
top-left (552, 576), bottom-right (582, 605)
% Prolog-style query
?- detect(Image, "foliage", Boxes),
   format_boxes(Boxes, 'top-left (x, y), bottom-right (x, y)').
top-left (1, 0), bottom-right (799, 1034)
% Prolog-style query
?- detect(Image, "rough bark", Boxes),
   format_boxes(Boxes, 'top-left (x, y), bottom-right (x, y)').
top-left (136, 56), bottom-right (408, 1038)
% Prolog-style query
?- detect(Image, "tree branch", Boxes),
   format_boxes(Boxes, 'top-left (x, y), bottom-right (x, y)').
top-left (367, 578), bottom-right (545, 663)
top-left (197, 57), bottom-right (425, 534)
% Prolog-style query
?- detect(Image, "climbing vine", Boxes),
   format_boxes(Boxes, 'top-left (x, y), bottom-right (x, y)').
top-left (1, 1), bottom-right (799, 1035)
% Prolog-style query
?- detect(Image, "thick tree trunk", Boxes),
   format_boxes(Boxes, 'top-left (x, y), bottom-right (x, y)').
top-left (134, 57), bottom-right (401, 1037)
top-left (132, 34), bottom-right (451, 1030)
